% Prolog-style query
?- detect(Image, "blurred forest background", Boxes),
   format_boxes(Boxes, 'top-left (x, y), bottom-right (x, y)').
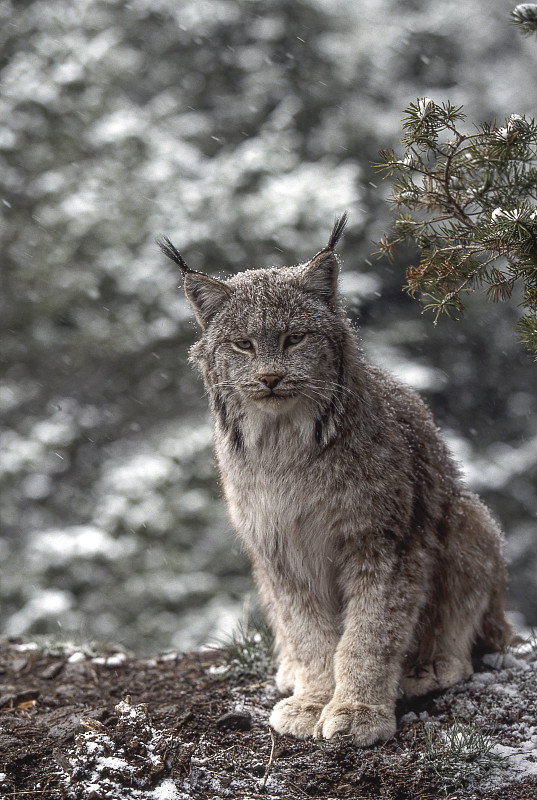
top-left (1, 0), bottom-right (536, 655)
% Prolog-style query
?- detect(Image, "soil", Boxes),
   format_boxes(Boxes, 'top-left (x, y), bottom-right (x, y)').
top-left (1, 639), bottom-right (536, 800)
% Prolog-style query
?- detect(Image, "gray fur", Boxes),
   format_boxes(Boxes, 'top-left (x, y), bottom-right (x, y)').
top-left (161, 218), bottom-right (510, 745)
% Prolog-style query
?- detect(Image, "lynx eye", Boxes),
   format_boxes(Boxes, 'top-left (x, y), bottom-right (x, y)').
top-left (284, 333), bottom-right (305, 348)
top-left (233, 339), bottom-right (254, 351)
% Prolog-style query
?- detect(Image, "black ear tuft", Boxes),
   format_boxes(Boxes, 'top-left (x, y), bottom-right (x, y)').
top-left (156, 236), bottom-right (192, 275)
top-left (327, 212), bottom-right (349, 252)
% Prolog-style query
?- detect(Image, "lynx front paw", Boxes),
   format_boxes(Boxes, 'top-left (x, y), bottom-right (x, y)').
top-left (313, 700), bottom-right (396, 746)
top-left (269, 696), bottom-right (324, 739)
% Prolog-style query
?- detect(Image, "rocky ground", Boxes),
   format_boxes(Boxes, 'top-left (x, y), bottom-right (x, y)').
top-left (1, 636), bottom-right (537, 800)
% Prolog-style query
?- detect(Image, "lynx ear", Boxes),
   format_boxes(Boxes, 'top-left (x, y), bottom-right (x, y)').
top-left (300, 249), bottom-right (340, 307)
top-left (299, 213), bottom-right (347, 307)
top-left (156, 236), bottom-right (230, 328)
top-left (184, 271), bottom-right (231, 328)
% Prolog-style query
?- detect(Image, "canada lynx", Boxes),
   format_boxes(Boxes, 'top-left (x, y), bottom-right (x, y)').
top-left (158, 216), bottom-right (510, 746)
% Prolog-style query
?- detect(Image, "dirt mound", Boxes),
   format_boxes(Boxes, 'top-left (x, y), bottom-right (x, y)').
top-left (1, 640), bottom-right (536, 799)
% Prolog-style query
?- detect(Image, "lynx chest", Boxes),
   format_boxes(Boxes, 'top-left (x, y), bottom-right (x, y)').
top-left (217, 435), bottom-right (339, 584)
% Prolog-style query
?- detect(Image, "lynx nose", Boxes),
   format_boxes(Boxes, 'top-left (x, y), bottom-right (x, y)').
top-left (258, 373), bottom-right (282, 390)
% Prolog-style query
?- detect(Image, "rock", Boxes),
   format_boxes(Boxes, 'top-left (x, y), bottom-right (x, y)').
top-left (0, 734), bottom-right (23, 752)
top-left (216, 709), bottom-right (252, 731)
top-left (40, 662), bottom-right (64, 680)
top-left (37, 708), bottom-right (84, 741)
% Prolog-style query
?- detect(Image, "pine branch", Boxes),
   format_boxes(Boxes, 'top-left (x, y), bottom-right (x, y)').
top-left (512, 4), bottom-right (537, 37)
top-left (376, 96), bottom-right (537, 355)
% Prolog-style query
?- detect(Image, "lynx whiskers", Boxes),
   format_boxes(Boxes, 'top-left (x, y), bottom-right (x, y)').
top-left (157, 214), bottom-right (511, 746)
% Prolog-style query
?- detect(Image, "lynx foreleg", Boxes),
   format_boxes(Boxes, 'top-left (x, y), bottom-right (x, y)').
top-left (274, 652), bottom-right (298, 694)
top-left (253, 564), bottom-right (301, 694)
top-left (314, 557), bottom-right (423, 746)
top-left (265, 586), bottom-right (340, 739)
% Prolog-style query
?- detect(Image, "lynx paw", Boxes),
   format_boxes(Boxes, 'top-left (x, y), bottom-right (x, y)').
top-left (313, 701), bottom-right (396, 746)
top-left (275, 655), bottom-right (297, 694)
top-left (269, 696), bottom-right (324, 739)
top-left (402, 658), bottom-right (473, 697)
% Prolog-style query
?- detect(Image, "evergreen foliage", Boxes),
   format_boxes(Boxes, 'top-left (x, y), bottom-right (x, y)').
top-left (512, 3), bottom-right (537, 36)
top-left (377, 6), bottom-right (537, 356)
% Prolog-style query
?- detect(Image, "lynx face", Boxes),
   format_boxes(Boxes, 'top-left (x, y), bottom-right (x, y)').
top-left (188, 261), bottom-right (352, 433)
top-left (212, 323), bottom-right (321, 415)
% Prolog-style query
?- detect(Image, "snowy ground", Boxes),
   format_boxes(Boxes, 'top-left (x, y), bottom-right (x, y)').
top-left (3, 637), bottom-right (533, 800)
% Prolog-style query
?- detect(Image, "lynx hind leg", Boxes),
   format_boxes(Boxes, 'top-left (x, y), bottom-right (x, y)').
top-left (403, 491), bottom-right (508, 698)
top-left (402, 657), bottom-right (473, 697)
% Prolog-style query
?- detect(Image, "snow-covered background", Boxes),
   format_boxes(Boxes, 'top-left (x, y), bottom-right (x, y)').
top-left (1, 0), bottom-right (536, 654)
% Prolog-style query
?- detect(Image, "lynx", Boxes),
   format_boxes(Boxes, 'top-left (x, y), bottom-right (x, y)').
top-left (158, 215), bottom-right (510, 746)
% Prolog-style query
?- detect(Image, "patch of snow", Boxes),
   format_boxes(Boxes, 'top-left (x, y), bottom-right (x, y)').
top-left (0, 431), bottom-right (44, 475)
top-left (31, 414), bottom-right (77, 447)
top-left (67, 651), bottom-right (86, 664)
top-left (97, 755), bottom-right (130, 771)
top-left (151, 780), bottom-right (189, 799)
top-left (11, 642), bottom-right (39, 652)
top-left (482, 651), bottom-right (531, 671)
top-left (363, 341), bottom-right (448, 392)
top-left (91, 108), bottom-right (146, 145)
top-left (438, 657), bottom-right (537, 790)
top-left (159, 651), bottom-right (181, 662)
top-left (207, 664), bottom-right (228, 675)
top-left (390, 362), bottom-right (447, 391)
top-left (21, 473), bottom-right (52, 501)
top-left (101, 453), bottom-right (174, 494)
top-left (493, 737), bottom-right (537, 780)
top-left (62, 697), bottom-right (193, 799)
top-left (92, 652), bottom-right (127, 666)
top-left (417, 97), bottom-right (434, 116)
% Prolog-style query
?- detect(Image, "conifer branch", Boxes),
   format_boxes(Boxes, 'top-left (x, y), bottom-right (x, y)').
top-left (376, 96), bottom-right (537, 357)
top-left (512, 4), bottom-right (537, 36)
